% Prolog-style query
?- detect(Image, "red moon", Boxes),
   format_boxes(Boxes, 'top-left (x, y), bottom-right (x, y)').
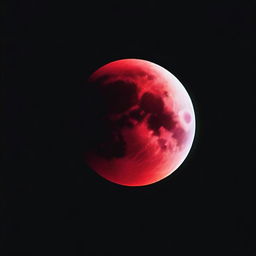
top-left (84, 59), bottom-right (195, 186)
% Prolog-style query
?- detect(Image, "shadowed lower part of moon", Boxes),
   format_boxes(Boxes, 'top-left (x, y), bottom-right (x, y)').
top-left (83, 59), bottom-right (196, 186)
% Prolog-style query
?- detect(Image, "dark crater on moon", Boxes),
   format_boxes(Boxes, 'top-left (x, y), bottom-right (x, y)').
top-left (140, 92), bottom-right (164, 114)
top-left (100, 80), bottom-right (139, 114)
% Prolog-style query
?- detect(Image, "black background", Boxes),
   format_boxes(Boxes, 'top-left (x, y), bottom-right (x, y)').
top-left (1, 1), bottom-right (253, 255)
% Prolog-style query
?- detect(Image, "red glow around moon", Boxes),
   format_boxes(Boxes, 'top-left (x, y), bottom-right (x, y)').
top-left (84, 59), bottom-right (195, 186)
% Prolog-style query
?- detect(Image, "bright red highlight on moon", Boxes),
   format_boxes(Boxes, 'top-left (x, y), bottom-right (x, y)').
top-left (84, 59), bottom-right (195, 186)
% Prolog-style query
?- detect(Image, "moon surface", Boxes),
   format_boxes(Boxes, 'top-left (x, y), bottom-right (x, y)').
top-left (84, 59), bottom-right (195, 186)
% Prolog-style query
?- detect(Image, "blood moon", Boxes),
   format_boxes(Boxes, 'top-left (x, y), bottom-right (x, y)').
top-left (84, 59), bottom-right (195, 186)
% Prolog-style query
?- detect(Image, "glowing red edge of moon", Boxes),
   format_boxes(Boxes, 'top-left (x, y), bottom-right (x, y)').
top-left (84, 59), bottom-right (196, 187)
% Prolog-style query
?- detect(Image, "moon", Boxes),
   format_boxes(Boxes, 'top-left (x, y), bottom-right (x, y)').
top-left (84, 59), bottom-right (195, 186)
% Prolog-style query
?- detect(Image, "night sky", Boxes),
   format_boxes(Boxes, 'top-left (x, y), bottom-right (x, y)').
top-left (1, 1), bottom-right (253, 255)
